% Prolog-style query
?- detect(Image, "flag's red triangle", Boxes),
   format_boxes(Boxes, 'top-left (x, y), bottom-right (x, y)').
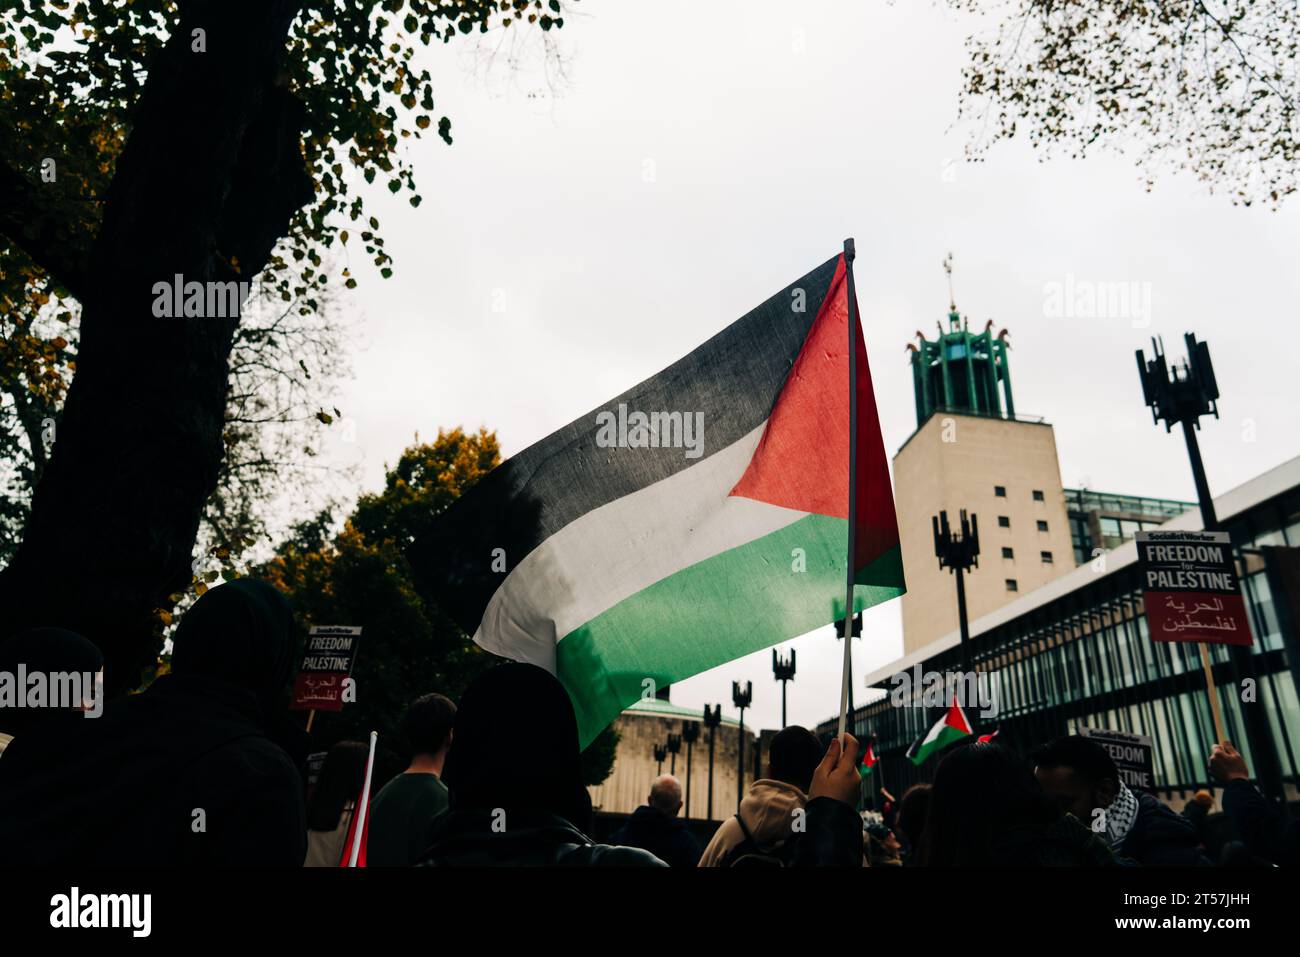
top-left (946, 695), bottom-right (973, 735)
top-left (861, 741), bottom-right (877, 768)
top-left (728, 253), bottom-right (899, 571)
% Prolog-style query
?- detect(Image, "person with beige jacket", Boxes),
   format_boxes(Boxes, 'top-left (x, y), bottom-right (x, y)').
top-left (698, 725), bottom-right (826, 867)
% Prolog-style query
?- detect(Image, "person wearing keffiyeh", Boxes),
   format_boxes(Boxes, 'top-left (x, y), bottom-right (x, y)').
top-left (1031, 735), bottom-right (1211, 866)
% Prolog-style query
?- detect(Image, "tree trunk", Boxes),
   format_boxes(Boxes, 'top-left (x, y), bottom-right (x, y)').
top-left (0, 0), bottom-right (313, 694)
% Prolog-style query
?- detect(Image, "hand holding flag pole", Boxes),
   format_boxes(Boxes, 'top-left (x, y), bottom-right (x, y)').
top-left (837, 237), bottom-right (860, 744)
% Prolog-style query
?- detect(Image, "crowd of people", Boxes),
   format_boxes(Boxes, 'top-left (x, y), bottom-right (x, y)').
top-left (0, 578), bottom-right (1296, 868)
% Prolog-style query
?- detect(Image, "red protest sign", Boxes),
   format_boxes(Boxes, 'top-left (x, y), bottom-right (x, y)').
top-left (1137, 531), bottom-right (1251, 647)
top-left (290, 625), bottom-right (362, 712)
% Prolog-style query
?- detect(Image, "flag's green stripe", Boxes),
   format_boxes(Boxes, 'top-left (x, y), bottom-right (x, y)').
top-left (856, 542), bottom-right (904, 588)
top-left (556, 513), bottom-right (904, 748)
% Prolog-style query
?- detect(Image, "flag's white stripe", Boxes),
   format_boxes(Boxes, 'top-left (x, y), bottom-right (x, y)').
top-left (921, 712), bottom-right (949, 747)
top-left (472, 422), bottom-right (809, 670)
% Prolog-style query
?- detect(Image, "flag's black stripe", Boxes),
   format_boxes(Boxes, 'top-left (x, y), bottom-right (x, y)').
top-left (409, 254), bottom-right (840, 633)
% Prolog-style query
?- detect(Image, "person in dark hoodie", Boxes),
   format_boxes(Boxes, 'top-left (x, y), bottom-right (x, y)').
top-left (924, 742), bottom-right (1117, 867)
top-left (1031, 735), bottom-right (1209, 866)
top-left (0, 627), bottom-right (103, 760)
top-left (418, 663), bottom-right (868, 868)
top-left (0, 579), bottom-right (306, 867)
top-left (419, 662), bottom-right (666, 867)
top-left (611, 773), bottom-right (701, 867)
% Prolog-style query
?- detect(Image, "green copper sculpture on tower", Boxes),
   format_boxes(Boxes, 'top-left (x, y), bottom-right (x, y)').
top-left (907, 253), bottom-right (1015, 428)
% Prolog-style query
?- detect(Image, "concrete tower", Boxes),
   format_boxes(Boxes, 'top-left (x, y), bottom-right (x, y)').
top-left (894, 272), bottom-right (1074, 654)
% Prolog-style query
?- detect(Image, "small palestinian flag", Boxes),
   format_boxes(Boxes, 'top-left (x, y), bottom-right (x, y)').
top-left (338, 797), bottom-right (370, 867)
top-left (906, 697), bottom-right (972, 766)
top-left (858, 740), bottom-right (877, 778)
top-left (410, 251), bottom-right (906, 747)
top-left (977, 728), bottom-right (1000, 745)
top-left (339, 730), bottom-right (377, 866)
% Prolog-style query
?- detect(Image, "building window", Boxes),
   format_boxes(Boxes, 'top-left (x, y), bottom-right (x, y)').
top-left (998, 516), bottom-right (1011, 528)
top-left (994, 485), bottom-right (1007, 498)
top-left (1032, 490), bottom-right (1045, 502)
top-left (1070, 515), bottom-right (1093, 566)
top-left (1036, 520), bottom-right (1049, 532)
top-left (1099, 515), bottom-right (1158, 550)
top-left (1002, 547), bottom-right (1014, 559)
top-left (1005, 579), bottom-right (1018, 592)
top-left (1041, 551), bottom-right (1053, 563)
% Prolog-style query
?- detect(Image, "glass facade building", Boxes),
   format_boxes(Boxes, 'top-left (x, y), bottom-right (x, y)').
top-left (820, 457), bottom-right (1300, 803)
top-left (1064, 488), bottom-right (1193, 566)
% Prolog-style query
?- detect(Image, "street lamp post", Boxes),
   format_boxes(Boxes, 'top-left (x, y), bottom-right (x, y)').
top-left (833, 613), bottom-right (862, 729)
top-left (1137, 333), bottom-right (1284, 799)
top-left (703, 704), bottom-right (722, 820)
top-left (665, 732), bottom-right (681, 776)
top-left (680, 721), bottom-right (699, 819)
top-left (933, 509), bottom-right (980, 674)
top-left (772, 648), bottom-right (796, 729)
top-left (732, 680), bottom-right (752, 812)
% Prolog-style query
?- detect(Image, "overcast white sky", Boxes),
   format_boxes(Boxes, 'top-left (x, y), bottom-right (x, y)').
top-left (314, 1), bottom-right (1300, 734)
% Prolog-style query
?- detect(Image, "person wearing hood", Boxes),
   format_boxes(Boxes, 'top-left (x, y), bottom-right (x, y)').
top-left (418, 662), bottom-right (666, 867)
top-left (0, 579), bottom-right (307, 867)
top-left (1031, 735), bottom-right (1210, 866)
top-left (698, 725), bottom-right (825, 867)
top-left (611, 774), bottom-right (701, 867)
top-left (0, 627), bottom-right (103, 760)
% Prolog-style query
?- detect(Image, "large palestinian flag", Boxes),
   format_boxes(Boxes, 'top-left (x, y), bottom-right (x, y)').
top-left (409, 251), bottom-right (905, 747)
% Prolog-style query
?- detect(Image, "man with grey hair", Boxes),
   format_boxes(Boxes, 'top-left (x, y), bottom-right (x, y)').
top-left (611, 774), bottom-right (701, 867)
top-left (649, 775), bottom-right (683, 814)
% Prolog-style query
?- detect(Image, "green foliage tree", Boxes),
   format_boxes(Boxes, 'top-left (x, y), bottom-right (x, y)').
top-left (579, 724), bottom-right (620, 788)
top-left (263, 427), bottom-right (501, 748)
top-left (0, 1), bottom-right (570, 691)
top-left (352, 425), bottom-right (503, 550)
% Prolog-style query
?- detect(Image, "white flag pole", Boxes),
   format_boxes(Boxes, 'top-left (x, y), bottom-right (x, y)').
top-left (837, 237), bottom-right (860, 744)
top-left (347, 730), bottom-right (378, 867)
